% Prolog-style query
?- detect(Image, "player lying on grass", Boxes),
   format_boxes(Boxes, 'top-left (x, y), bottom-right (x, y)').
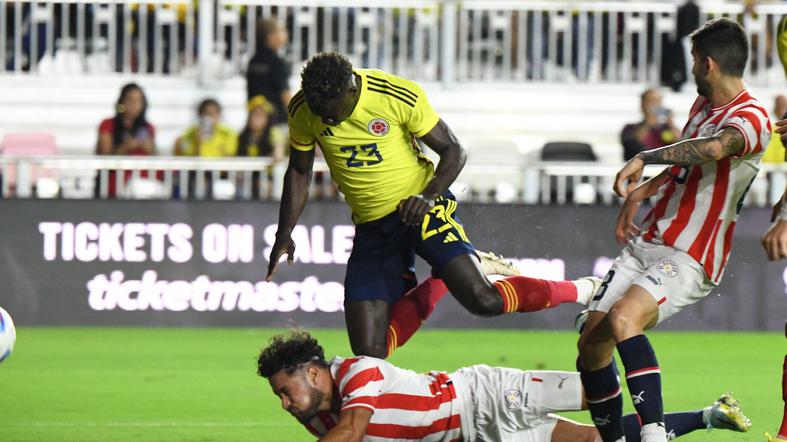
top-left (257, 330), bottom-right (751, 442)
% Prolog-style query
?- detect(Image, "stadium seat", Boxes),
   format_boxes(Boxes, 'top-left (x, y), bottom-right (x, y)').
top-left (1, 133), bottom-right (59, 197)
top-left (539, 141), bottom-right (598, 204)
top-left (462, 137), bottom-right (525, 202)
top-left (540, 141), bottom-right (597, 162)
top-left (1, 133), bottom-right (59, 156)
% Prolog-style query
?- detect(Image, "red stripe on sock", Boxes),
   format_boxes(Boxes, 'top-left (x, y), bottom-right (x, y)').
top-left (495, 276), bottom-right (578, 313)
top-left (386, 277), bottom-right (448, 356)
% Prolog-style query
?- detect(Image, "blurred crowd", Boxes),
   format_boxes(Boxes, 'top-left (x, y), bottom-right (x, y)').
top-left (94, 18), bottom-right (289, 198)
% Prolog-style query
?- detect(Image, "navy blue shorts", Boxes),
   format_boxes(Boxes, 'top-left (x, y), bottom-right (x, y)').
top-left (344, 192), bottom-right (475, 304)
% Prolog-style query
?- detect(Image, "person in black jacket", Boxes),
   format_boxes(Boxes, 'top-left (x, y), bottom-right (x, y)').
top-left (246, 18), bottom-right (291, 125)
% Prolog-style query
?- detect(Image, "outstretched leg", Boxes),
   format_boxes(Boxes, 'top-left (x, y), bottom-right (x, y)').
top-left (439, 254), bottom-right (597, 317)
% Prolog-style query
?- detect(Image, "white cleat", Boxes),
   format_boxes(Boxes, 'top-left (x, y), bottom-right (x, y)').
top-left (477, 250), bottom-right (520, 276)
top-left (574, 276), bottom-right (602, 306)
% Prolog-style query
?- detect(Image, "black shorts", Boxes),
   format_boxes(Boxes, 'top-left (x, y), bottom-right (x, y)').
top-left (344, 192), bottom-right (475, 304)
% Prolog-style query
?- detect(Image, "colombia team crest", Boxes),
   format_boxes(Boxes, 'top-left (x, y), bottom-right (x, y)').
top-left (368, 118), bottom-right (390, 136)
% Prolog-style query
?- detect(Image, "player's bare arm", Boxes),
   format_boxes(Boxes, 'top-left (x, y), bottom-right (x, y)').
top-left (638, 126), bottom-right (745, 165)
top-left (614, 127), bottom-right (745, 197)
top-left (398, 119), bottom-right (467, 225)
top-left (762, 185), bottom-right (787, 261)
top-left (267, 147), bottom-right (316, 281)
top-left (776, 118), bottom-right (787, 145)
top-left (615, 169), bottom-right (670, 245)
top-left (318, 407), bottom-right (372, 442)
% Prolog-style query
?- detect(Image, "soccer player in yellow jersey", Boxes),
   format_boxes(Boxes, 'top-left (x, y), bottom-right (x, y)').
top-left (266, 52), bottom-right (601, 358)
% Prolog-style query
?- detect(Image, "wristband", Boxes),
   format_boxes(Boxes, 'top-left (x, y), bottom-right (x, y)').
top-left (418, 194), bottom-right (436, 208)
top-left (779, 202), bottom-right (787, 221)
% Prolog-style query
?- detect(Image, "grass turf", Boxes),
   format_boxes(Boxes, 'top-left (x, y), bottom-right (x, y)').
top-left (0, 328), bottom-right (782, 441)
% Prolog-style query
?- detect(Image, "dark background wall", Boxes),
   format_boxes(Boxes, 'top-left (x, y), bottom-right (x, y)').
top-left (0, 200), bottom-right (784, 331)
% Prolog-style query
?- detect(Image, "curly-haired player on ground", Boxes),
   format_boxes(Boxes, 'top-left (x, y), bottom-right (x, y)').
top-left (256, 330), bottom-right (750, 442)
top-left (265, 52), bottom-right (600, 358)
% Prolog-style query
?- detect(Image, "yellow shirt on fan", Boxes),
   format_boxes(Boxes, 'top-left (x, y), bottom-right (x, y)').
top-left (288, 69), bottom-right (439, 224)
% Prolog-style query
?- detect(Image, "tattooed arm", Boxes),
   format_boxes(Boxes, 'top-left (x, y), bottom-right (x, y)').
top-left (638, 127), bottom-right (746, 165)
top-left (613, 127), bottom-right (746, 197)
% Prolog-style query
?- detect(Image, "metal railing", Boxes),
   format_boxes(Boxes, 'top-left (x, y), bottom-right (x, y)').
top-left (2, 0), bottom-right (786, 85)
top-left (2, 155), bottom-right (785, 208)
top-left (1, 0), bottom-right (197, 75)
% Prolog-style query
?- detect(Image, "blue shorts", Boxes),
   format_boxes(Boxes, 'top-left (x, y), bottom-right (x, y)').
top-left (344, 192), bottom-right (475, 304)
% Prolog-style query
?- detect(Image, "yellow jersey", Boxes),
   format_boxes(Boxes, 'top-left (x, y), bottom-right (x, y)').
top-left (288, 69), bottom-right (439, 223)
top-left (179, 123), bottom-right (238, 157)
top-left (763, 130), bottom-right (786, 163)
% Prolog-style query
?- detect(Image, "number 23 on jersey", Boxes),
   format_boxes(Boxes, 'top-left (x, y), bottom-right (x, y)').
top-left (340, 143), bottom-right (384, 167)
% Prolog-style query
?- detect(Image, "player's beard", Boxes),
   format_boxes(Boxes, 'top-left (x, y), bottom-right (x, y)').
top-left (695, 75), bottom-right (712, 98)
top-left (290, 386), bottom-right (325, 425)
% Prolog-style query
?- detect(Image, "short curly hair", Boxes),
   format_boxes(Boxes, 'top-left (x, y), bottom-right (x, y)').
top-left (301, 52), bottom-right (354, 110)
top-left (257, 330), bottom-right (329, 378)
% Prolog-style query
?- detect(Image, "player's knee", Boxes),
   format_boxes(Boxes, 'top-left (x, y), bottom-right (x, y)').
top-left (350, 339), bottom-right (387, 359)
top-left (606, 306), bottom-right (644, 341)
top-left (463, 292), bottom-right (502, 317)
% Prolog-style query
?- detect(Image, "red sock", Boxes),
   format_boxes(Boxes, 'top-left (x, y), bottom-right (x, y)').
top-left (386, 277), bottom-right (448, 357)
top-left (780, 355), bottom-right (787, 438)
top-left (494, 276), bottom-right (578, 313)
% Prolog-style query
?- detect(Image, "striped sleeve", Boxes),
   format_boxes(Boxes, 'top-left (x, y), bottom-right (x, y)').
top-left (287, 90), bottom-right (316, 151)
top-left (722, 105), bottom-right (771, 158)
top-left (403, 80), bottom-right (440, 138)
top-left (335, 357), bottom-right (385, 413)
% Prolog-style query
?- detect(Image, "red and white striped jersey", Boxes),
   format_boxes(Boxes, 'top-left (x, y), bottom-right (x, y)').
top-left (642, 90), bottom-right (771, 283)
top-left (302, 356), bottom-right (464, 441)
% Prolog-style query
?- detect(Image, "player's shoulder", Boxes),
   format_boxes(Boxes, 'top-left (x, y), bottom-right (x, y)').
top-left (727, 91), bottom-right (770, 125)
top-left (362, 69), bottom-right (424, 109)
top-left (287, 89), bottom-right (311, 121)
top-left (332, 355), bottom-right (388, 380)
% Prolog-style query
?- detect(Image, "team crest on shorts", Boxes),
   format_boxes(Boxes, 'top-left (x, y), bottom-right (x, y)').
top-left (368, 118), bottom-right (390, 136)
top-left (503, 389), bottom-right (523, 409)
top-left (657, 260), bottom-right (679, 277)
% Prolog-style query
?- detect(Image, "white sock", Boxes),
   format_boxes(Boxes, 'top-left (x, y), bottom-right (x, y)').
top-left (640, 422), bottom-right (667, 442)
top-left (572, 278), bottom-right (596, 305)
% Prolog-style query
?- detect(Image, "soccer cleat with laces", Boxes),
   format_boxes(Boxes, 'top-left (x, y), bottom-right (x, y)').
top-left (477, 250), bottom-right (520, 276)
top-left (702, 393), bottom-right (751, 432)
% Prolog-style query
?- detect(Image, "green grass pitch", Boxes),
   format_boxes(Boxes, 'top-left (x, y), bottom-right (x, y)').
top-left (0, 328), bottom-right (782, 441)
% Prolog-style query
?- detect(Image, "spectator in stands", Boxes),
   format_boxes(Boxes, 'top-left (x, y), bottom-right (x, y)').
top-left (174, 98), bottom-right (238, 157)
top-left (246, 18), bottom-right (291, 125)
top-left (620, 88), bottom-right (681, 161)
top-left (95, 83), bottom-right (156, 198)
top-left (238, 96), bottom-right (286, 198)
top-left (763, 94), bottom-right (787, 164)
top-left (97, 83), bottom-right (155, 155)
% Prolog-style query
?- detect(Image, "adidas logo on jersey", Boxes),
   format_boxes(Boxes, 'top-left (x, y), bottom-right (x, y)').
top-left (320, 127), bottom-right (335, 137)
